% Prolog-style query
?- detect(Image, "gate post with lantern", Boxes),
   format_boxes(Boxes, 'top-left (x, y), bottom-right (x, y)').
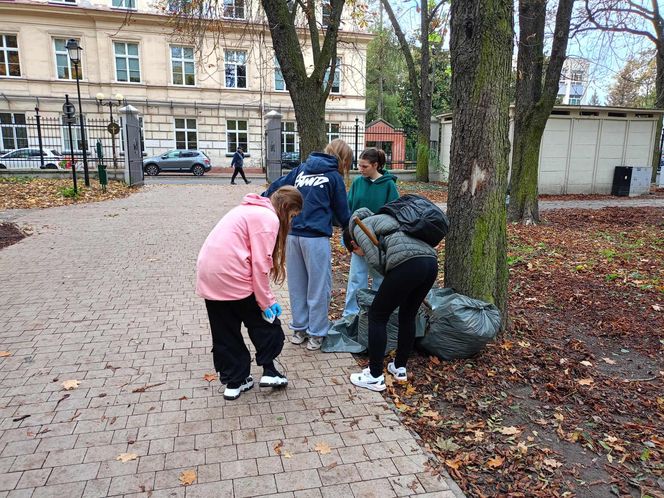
top-left (119, 104), bottom-right (144, 186)
top-left (264, 110), bottom-right (282, 183)
top-left (62, 95), bottom-right (78, 193)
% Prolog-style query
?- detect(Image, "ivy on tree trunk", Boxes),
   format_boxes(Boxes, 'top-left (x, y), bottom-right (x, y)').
top-left (445, 0), bottom-right (514, 326)
top-left (508, 0), bottom-right (574, 224)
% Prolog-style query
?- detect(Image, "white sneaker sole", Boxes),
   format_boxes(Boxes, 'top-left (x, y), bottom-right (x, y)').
top-left (350, 375), bottom-right (386, 392)
top-left (223, 379), bottom-right (254, 400)
top-left (290, 333), bottom-right (307, 345)
top-left (259, 375), bottom-right (288, 388)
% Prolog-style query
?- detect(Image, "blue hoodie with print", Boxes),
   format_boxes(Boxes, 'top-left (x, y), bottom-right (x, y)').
top-left (263, 152), bottom-right (350, 238)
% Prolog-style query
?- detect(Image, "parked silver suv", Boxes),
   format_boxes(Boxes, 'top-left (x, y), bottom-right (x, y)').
top-left (143, 150), bottom-right (212, 176)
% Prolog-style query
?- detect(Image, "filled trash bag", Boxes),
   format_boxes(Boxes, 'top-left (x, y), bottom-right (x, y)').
top-left (322, 288), bottom-right (428, 354)
top-left (417, 288), bottom-right (500, 360)
top-left (321, 314), bottom-right (365, 353)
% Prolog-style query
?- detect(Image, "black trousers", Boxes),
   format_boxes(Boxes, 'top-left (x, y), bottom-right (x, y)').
top-left (231, 167), bottom-right (248, 183)
top-left (205, 295), bottom-right (285, 386)
top-left (368, 257), bottom-right (438, 377)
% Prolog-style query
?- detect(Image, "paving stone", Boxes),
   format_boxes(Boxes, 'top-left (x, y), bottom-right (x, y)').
top-left (234, 474), bottom-right (278, 497)
top-left (0, 186), bottom-right (461, 498)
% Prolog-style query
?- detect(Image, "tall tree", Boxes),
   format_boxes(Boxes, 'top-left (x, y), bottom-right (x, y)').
top-left (169, 0), bottom-right (346, 159)
top-left (380, 0), bottom-right (449, 181)
top-left (507, 0), bottom-right (575, 224)
top-left (580, 0), bottom-right (663, 180)
top-left (607, 51), bottom-right (657, 107)
top-left (445, 0), bottom-right (514, 323)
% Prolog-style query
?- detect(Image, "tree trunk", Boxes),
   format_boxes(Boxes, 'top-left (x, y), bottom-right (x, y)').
top-left (415, 0), bottom-right (432, 182)
top-left (445, 0), bottom-right (513, 325)
top-left (508, 0), bottom-right (574, 223)
top-left (291, 87), bottom-right (327, 160)
top-left (651, 40), bottom-right (663, 182)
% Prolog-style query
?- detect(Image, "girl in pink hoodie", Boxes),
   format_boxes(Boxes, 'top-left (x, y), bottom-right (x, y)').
top-left (196, 186), bottom-right (302, 400)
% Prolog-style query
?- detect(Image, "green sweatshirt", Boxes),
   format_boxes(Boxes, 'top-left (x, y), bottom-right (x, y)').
top-left (347, 173), bottom-right (399, 214)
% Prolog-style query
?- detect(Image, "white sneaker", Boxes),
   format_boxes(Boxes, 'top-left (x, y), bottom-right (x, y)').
top-left (223, 376), bottom-right (254, 400)
top-left (387, 361), bottom-right (407, 382)
top-left (291, 330), bottom-right (307, 345)
top-left (259, 373), bottom-right (288, 388)
top-left (306, 336), bottom-right (324, 351)
top-left (350, 368), bottom-right (386, 392)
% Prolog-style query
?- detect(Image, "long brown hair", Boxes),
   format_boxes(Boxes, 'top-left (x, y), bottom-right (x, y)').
top-left (270, 186), bottom-right (303, 284)
top-left (324, 139), bottom-right (353, 174)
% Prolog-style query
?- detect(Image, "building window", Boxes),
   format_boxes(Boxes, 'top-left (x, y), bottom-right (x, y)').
top-left (0, 113), bottom-right (28, 150)
top-left (114, 42), bottom-right (140, 83)
top-left (326, 123), bottom-right (340, 142)
top-left (570, 69), bottom-right (584, 82)
top-left (171, 46), bottom-right (195, 86)
top-left (50, 0), bottom-right (77, 4)
top-left (227, 119), bottom-right (247, 153)
top-left (322, 2), bottom-right (331, 28)
top-left (112, 0), bottom-right (136, 8)
top-left (274, 57), bottom-right (287, 92)
top-left (174, 118), bottom-right (197, 150)
top-left (0, 35), bottom-right (21, 78)
top-left (225, 50), bottom-right (247, 88)
top-left (223, 0), bottom-right (245, 19)
top-left (569, 97), bottom-right (581, 106)
top-left (324, 57), bottom-right (341, 94)
top-left (282, 121), bottom-right (298, 153)
top-left (54, 39), bottom-right (82, 80)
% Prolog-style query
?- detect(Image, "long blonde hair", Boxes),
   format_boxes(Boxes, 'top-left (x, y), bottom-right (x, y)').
top-left (270, 186), bottom-right (303, 284)
top-left (324, 139), bottom-right (353, 175)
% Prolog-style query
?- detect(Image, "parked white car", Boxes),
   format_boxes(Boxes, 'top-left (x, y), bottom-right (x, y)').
top-left (0, 148), bottom-right (63, 170)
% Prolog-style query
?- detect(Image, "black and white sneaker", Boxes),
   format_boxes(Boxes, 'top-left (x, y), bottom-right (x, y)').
top-left (259, 365), bottom-right (288, 388)
top-left (223, 376), bottom-right (254, 400)
top-left (350, 368), bottom-right (386, 392)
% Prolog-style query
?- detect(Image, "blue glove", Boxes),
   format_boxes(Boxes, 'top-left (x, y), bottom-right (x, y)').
top-left (262, 307), bottom-right (275, 321)
top-left (270, 302), bottom-right (282, 317)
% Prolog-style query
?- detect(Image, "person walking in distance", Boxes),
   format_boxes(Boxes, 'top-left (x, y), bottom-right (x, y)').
top-left (263, 139), bottom-right (352, 351)
top-left (342, 148), bottom-right (398, 318)
top-left (196, 186), bottom-right (303, 400)
top-left (231, 146), bottom-right (251, 185)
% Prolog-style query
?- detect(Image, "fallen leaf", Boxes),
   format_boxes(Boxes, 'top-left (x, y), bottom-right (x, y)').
top-left (577, 378), bottom-right (594, 386)
top-left (580, 360), bottom-right (593, 367)
top-left (652, 304), bottom-right (662, 312)
top-left (404, 384), bottom-right (417, 396)
top-left (486, 455), bottom-right (504, 468)
top-left (421, 410), bottom-right (441, 420)
top-left (330, 377), bottom-right (342, 385)
top-left (203, 373), bottom-right (217, 383)
top-left (602, 357), bottom-right (616, 365)
top-left (314, 441), bottom-right (332, 455)
top-left (543, 458), bottom-right (562, 469)
top-left (116, 452), bottom-right (138, 462)
top-left (500, 426), bottom-right (520, 436)
top-left (435, 436), bottom-right (460, 453)
top-left (273, 440), bottom-right (284, 456)
top-left (445, 458), bottom-right (462, 470)
top-left (179, 469), bottom-right (197, 486)
top-left (0, 351), bottom-right (11, 357)
top-left (283, 451), bottom-right (292, 458)
top-left (62, 379), bottom-right (80, 390)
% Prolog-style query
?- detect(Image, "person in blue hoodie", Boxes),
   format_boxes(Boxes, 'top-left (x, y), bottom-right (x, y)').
top-left (263, 139), bottom-right (352, 350)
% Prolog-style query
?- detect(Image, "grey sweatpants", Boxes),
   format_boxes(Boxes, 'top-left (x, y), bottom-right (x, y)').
top-left (286, 234), bottom-right (332, 337)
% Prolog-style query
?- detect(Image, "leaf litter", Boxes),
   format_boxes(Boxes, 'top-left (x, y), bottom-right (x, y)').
top-left (329, 205), bottom-right (663, 497)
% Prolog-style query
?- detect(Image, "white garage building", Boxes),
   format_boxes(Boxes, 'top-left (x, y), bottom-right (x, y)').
top-left (434, 106), bottom-right (663, 194)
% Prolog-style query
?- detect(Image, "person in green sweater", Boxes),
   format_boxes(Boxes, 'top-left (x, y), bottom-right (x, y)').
top-left (343, 148), bottom-right (399, 317)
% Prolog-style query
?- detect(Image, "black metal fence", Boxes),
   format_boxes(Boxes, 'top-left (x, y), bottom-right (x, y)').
top-left (0, 111), bottom-right (124, 171)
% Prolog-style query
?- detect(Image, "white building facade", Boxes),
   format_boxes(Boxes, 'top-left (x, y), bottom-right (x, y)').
top-left (0, 0), bottom-right (371, 168)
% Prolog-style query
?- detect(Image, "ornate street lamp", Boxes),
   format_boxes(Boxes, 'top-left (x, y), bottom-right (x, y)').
top-left (96, 92), bottom-right (124, 168)
top-left (66, 38), bottom-right (90, 187)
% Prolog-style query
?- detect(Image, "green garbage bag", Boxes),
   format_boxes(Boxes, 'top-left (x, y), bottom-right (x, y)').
top-left (417, 288), bottom-right (500, 360)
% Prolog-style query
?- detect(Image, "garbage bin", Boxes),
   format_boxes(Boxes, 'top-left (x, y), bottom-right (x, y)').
top-left (611, 166), bottom-right (651, 197)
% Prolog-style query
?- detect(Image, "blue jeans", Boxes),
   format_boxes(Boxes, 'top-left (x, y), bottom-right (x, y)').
top-left (343, 252), bottom-right (384, 317)
top-left (286, 235), bottom-right (332, 337)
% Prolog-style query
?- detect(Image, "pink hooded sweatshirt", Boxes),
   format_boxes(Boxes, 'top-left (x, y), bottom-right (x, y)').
top-left (196, 194), bottom-right (278, 310)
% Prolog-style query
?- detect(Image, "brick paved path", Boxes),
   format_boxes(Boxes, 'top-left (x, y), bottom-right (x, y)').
top-left (0, 185), bottom-right (463, 498)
